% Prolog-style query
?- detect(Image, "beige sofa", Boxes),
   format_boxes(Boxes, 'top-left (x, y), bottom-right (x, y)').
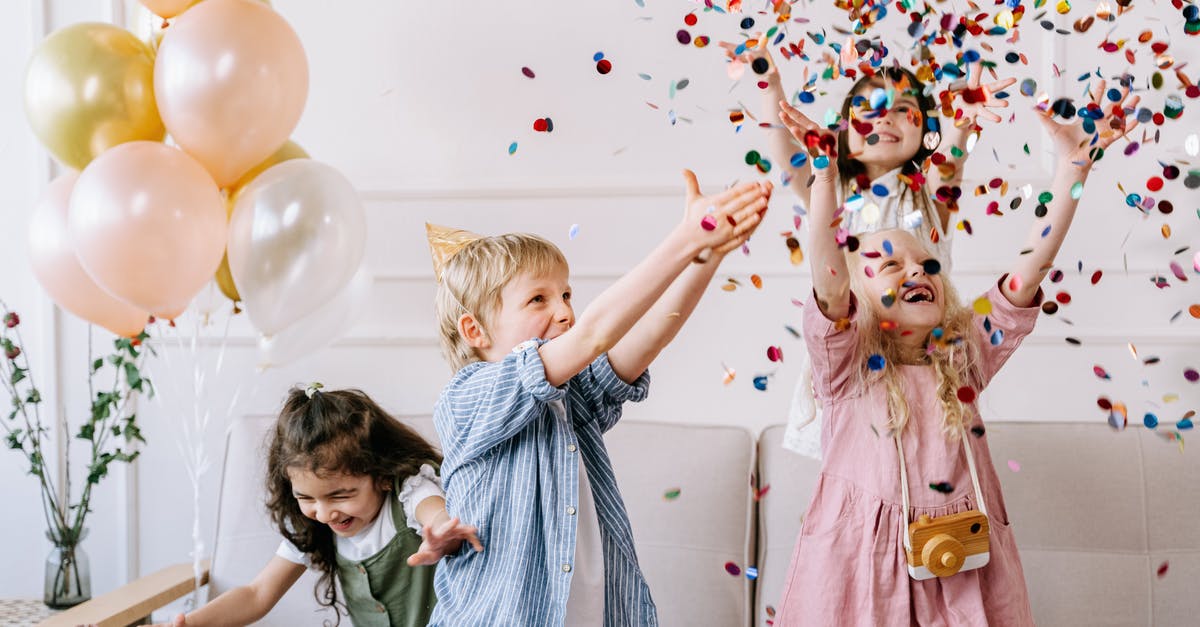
top-left (48, 417), bottom-right (1198, 626)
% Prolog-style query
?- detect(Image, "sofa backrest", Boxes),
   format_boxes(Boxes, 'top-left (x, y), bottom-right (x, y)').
top-left (209, 414), bottom-right (441, 624)
top-left (755, 422), bottom-right (1199, 627)
top-left (606, 420), bottom-right (757, 627)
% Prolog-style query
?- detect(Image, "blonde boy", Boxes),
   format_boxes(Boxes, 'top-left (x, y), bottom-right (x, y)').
top-left (427, 172), bottom-right (771, 626)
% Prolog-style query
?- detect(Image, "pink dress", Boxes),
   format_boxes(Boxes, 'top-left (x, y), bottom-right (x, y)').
top-left (775, 284), bottom-right (1037, 626)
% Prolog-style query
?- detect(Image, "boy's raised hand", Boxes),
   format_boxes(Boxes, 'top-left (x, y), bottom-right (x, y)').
top-left (407, 517), bottom-right (484, 566)
top-left (1037, 79), bottom-right (1140, 166)
top-left (680, 170), bottom-right (771, 259)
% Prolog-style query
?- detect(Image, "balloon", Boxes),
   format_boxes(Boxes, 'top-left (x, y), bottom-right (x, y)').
top-left (154, 0), bottom-right (308, 186)
top-left (258, 263), bottom-right (373, 368)
top-left (215, 140), bottom-right (310, 303)
top-left (227, 159), bottom-right (366, 335)
top-left (138, 0), bottom-right (200, 18)
top-left (24, 23), bottom-right (164, 170)
top-left (27, 173), bottom-right (148, 337)
top-left (69, 141), bottom-right (226, 318)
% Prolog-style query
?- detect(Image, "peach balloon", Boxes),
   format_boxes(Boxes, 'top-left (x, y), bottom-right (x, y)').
top-left (138, 0), bottom-right (200, 18)
top-left (68, 141), bottom-right (226, 318)
top-left (154, 0), bottom-right (308, 186)
top-left (27, 173), bottom-right (148, 337)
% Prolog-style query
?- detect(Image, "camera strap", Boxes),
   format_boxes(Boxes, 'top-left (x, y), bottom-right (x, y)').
top-left (895, 424), bottom-right (987, 551)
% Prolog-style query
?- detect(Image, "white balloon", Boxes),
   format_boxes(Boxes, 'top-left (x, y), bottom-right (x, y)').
top-left (257, 262), bottom-right (372, 368)
top-left (227, 159), bottom-right (366, 335)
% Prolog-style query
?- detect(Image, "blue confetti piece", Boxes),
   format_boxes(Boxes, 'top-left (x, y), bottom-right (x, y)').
top-left (1040, 225), bottom-right (1052, 238)
top-left (1178, 418), bottom-right (1194, 430)
top-left (868, 354), bottom-right (886, 371)
top-left (790, 152), bottom-right (807, 168)
top-left (990, 329), bottom-right (1004, 346)
top-left (638, 72), bottom-right (652, 81)
top-left (593, 51), bottom-right (604, 62)
top-left (813, 155), bottom-right (830, 169)
top-left (798, 91), bottom-right (815, 104)
top-left (1144, 413), bottom-right (1158, 428)
top-left (568, 224), bottom-right (579, 240)
top-left (963, 49), bottom-right (981, 64)
top-left (872, 183), bottom-right (890, 198)
top-left (882, 239), bottom-right (893, 255)
top-left (752, 376), bottom-right (769, 391)
top-left (745, 566), bottom-right (759, 580)
top-left (508, 141), bottom-right (518, 155)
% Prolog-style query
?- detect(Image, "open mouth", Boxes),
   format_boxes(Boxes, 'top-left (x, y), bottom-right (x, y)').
top-left (900, 284), bottom-right (935, 304)
top-left (875, 132), bottom-right (900, 143)
top-left (330, 517), bottom-right (355, 532)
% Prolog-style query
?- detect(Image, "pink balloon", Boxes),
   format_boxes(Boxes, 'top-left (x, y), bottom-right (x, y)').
top-left (154, 0), bottom-right (308, 187)
top-left (28, 173), bottom-right (148, 337)
top-left (68, 141), bottom-right (226, 318)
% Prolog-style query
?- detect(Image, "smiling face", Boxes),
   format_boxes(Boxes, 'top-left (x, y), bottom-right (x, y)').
top-left (289, 468), bottom-right (387, 538)
top-left (472, 264), bottom-right (575, 361)
top-left (852, 230), bottom-right (947, 345)
top-left (844, 81), bottom-right (926, 179)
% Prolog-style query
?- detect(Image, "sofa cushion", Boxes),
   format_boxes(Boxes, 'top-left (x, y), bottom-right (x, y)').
top-left (607, 420), bottom-right (756, 627)
top-left (754, 424), bottom-right (822, 625)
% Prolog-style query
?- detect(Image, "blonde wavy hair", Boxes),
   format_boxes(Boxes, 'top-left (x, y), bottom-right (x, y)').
top-left (846, 247), bottom-right (983, 440)
top-left (434, 233), bottom-right (568, 372)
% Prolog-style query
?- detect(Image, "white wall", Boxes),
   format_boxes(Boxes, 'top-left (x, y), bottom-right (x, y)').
top-left (1, 0), bottom-right (1197, 599)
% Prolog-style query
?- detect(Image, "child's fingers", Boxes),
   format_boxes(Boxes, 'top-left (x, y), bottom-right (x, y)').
top-left (966, 61), bottom-right (982, 90)
top-left (719, 185), bottom-right (769, 217)
top-left (977, 108), bottom-right (1002, 124)
top-left (702, 180), bottom-right (760, 209)
top-left (1090, 79), bottom-right (1106, 105)
top-left (987, 77), bottom-right (1017, 92)
top-left (681, 169), bottom-right (702, 203)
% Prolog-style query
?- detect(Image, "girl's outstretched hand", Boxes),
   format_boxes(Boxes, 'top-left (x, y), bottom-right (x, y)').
top-left (777, 100), bottom-right (838, 180)
top-left (147, 614), bottom-right (186, 627)
top-left (680, 170), bottom-right (771, 259)
top-left (946, 61), bottom-right (1016, 125)
top-left (407, 517), bottom-right (483, 566)
top-left (1037, 79), bottom-right (1140, 166)
top-left (717, 33), bottom-right (778, 80)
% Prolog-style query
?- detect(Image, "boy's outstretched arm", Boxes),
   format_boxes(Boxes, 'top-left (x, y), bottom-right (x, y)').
top-left (538, 174), bottom-right (769, 387)
top-left (607, 174), bottom-right (772, 382)
top-left (1002, 80), bottom-right (1138, 308)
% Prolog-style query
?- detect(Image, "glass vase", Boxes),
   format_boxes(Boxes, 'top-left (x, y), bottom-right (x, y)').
top-left (44, 527), bottom-right (90, 609)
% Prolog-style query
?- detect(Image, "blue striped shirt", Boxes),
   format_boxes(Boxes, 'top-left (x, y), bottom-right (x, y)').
top-left (429, 339), bottom-right (658, 627)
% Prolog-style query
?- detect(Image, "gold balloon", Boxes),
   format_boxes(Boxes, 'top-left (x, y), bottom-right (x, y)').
top-left (24, 23), bottom-right (165, 170)
top-left (216, 140), bottom-right (310, 303)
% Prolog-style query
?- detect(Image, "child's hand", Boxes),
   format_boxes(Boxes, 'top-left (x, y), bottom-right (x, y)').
top-left (777, 100), bottom-right (838, 181)
top-left (718, 33), bottom-right (778, 82)
top-left (680, 171), bottom-right (771, 259)
top-left (945, 61), bottom-right (1016, 125)
top-left (1038, 79), bottom-right (1140, 167)
top-left (406, 517), bottom-right (484, 566)
top-left (147, 614), bottom-right (186, 627)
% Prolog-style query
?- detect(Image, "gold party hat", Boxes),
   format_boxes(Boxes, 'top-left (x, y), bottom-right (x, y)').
top-left (426, 223), bottom-right (483, 282)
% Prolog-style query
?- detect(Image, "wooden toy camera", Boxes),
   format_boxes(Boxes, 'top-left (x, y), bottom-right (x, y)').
top-left (905, 510), bottom-right (990, 580)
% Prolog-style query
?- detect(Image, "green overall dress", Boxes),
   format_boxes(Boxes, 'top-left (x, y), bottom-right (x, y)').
top-left (334, 477), bottom-right (438, 626)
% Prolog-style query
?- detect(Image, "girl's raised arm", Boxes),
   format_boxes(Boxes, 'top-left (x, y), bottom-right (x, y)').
top-left (1002, 80), bottom-right (1139, 307)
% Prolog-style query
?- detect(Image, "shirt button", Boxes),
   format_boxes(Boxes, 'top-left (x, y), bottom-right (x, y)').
top-left (567, 506), bottom-right (577, 515)
top-left (567, 443), bottom-right (577, 452)
top-left (562, 563), bottom-right (572, 573)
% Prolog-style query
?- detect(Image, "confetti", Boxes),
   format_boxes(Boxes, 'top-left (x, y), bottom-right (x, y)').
top-left (767, 346), bottom-right (783, 362)
top-left (724, 561), bottom-right (742, 576)
top-left (929, 481), bottom-right (954, 494)
top-left (663, 488), bottom-right (681, 501)
top-left (568, 224), bottom-right (580, 240)
top-left (521, 66), bottom-right (535, 79)
top-left (867, 354), bottom-right (886, 370)
top-left (957, 386), bottom-right (976, 403)
top-left (1144, 413), bottom-right (1159, 428)
top-left (1157, 561), bottom-right (1169, 578)
top-left (507, 141), bottom-right (518, 155)
top-left (1007, 460), bottom-right (1021, 472)
top-left (753, 375), bottom-right (769, 391)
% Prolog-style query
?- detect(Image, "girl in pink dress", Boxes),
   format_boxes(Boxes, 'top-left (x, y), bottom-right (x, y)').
top-left (775, 79), bottom-right (1141, 626)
